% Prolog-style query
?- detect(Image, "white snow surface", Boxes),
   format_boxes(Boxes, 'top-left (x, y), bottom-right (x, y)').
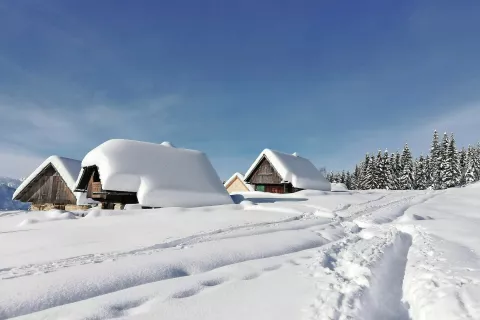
top-left (12, 156), bottom-right (92, 204)
top-left (78, 139), bottom-right (232, 208)
top-left (244, 149), bottom-right (331, 191)
top-left (331, 182), bottom-right (348, 191)
top-left (1, 185), bottom-right (480, 320)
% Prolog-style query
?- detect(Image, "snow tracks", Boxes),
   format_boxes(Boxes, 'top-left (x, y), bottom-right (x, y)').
top-left (305, 191), bottom-right (439, 320)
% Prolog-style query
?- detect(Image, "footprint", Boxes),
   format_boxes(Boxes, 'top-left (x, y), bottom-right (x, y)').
top-left (242, 273), bottom-right (260, 280)
top-left (109, 299), bottom-right (147, 316)
top-left (263, 264), bottom-right (282, 272)
top-left (171, 287), bottom-right (201, 299)
top-left (288, 259), bottom-right (301, 266)
top-left (200, 278), bottom-right (225, 287)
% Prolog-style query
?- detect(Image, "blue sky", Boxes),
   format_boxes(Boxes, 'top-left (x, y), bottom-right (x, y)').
top-left (1, 0), bottom-right (480, 179)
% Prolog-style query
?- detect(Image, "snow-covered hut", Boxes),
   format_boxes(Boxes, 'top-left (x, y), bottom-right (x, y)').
top-left (243, 149), bottom-right (331, 193)
top-left (74, 139), bottom-right (233, 208)
top-left (224, 172), bottom-right (254, 193)
top-left (12, 156), bottom-right (93, 211)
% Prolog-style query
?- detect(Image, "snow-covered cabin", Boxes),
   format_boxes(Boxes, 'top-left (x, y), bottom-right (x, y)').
top-left (74, 139), bottom-right (233, 208)
top-left (224, 172), bottom-right (254, 193)
top-left (243, 149), bottom-right (331, 193)
top-left (12, 156), bottom-right (93, 211)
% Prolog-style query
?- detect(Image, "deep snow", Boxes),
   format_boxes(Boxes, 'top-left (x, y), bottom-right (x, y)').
top-left (77, 139), bottom-right (232, 207)
top-left (1, 187), bottom-right (479, 320)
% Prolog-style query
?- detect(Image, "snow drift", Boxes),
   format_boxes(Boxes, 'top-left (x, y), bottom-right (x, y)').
top-left (77, 139), bottom-right (233, 208)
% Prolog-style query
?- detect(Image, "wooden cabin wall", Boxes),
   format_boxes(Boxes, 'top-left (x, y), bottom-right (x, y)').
top-left (248, 158), bottom-right (282, 184)
top-left (18, 165), bottom-right (76, 205)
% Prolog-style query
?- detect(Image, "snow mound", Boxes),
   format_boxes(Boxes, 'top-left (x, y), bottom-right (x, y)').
top-left (244, 149), bottom-right (331, 191)
top-left (331, 182), bottom-right (348, 192)
top-left (17, 210), bottom-right (76, 227)
top-left (78, 139), bottom-right (233, 208)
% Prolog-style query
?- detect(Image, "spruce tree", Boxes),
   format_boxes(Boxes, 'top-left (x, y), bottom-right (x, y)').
top-left (345, 171), bottom-right (352, 190)
top-left (362, 155), bottom-right (375, 189)
top-left (352, 165), bottom-right (361, 190)
top-left (459, 147), bottom-right (467, 186)
top-left (465, 145), bottom-right (477, 184)
top-left (395, 151), bottom-right (403, 189)
top-left (439, 132), bottom-right (451, 189)
top-left (429, 130), bottom-right (441, 189)
top-left (340, 170), bottom-right (346, 184)
top-left (448, 133), bottom-right (461, 187)
top-left (360, 154), bottom-right (371, 190)
top-left (383, 150), bottom-right (395, 190)
top-left (374, 150), bottom-right (385, 189)
top-left (415, 155), bottom-right (428, 190)
top-left (388, 153), bottom-right (398, 190)
top-left (399, 144), bottom-right (414, 189)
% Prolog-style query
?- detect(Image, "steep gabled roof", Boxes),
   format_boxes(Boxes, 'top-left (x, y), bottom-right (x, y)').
top-left (244, 149), bottom-right (331, 191)
top-left (224, 172), bottom-right (254, 191)
top-left (74, 139), bottom-right (233, 208)
top-left (13, 156), bottom-right (84, 201)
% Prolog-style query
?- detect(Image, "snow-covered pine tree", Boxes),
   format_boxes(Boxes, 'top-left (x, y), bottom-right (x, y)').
top-left (345, 171), bottom-right (352, 190)
top-left (395, 151), bottom-right (403, 188)
top-left (439, 132), bottom-right (452, 189)
top-left (465, 145), bottom-right (477, 184)
top-left (399, 143), bottom-right (414, 189)
top-left (415, 154), bottom-right (428, 190)
top-left (340, 170), bottom-right (346, 184)
top-left (383, 150), bottom-right (394, 190)
top-left (362, 155), bottom-right (375, 189)
top-left (429, 130), bottom-right (441, 189)
top-left (388, 153), bottom-right (397, 190)
top-left (326, 171), bottom-right (333, 183)
top-left (360, 154), bottom-right (371, 190)
top-left (374, 150), bottom-right (385, 189)
top-left (459, 147), bottom-right (467, 186)
top-left (474, 143), bottom-right (480, 181)
top-left (448, 133), bottom-right (461, 187)
top-left (352, 165), bottom-right (361, 190)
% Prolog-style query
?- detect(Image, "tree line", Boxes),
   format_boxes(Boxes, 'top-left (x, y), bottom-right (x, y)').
top-left (327, 130), bottom-right (480, 190)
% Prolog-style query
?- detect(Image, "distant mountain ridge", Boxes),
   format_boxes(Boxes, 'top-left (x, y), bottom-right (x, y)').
top-left (0, 177), bottom-right (29, 211)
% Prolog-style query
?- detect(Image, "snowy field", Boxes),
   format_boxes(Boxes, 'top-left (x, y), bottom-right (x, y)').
top-left (1, 186), bottom-right (479, 320)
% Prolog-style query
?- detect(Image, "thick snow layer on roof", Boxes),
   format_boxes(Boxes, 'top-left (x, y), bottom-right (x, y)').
top-left (79, 139), bottom-right (233, 208)
top-left (245, 149), bottom-right (331, 191)
top-left (12, 156), bottom-right (89, 202)
top-left (224, 172), bottom-right (254, 191)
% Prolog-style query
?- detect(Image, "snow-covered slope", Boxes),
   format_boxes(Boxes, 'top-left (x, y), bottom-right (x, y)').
top-left (1, 186), bottom-right (479, 319)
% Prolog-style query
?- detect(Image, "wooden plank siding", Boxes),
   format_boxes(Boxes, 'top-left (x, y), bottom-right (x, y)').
top-left (245, 157), bottom-right (298, 194)
top-left (16, 165), bottom-right (77, 205)
top-left (248, 157), bottom-right (282, 185)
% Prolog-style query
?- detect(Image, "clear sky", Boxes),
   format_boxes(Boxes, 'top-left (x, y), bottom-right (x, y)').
top-left (1, 0), bottom-right (480, 180)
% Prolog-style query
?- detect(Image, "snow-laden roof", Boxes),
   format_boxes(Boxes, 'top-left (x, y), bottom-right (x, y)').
top-left (244, 149), bottom-right (331, 191)
top-left (77, 139), bottom-right (233, 208)
top-left (224, 172), bottom-right (254, 191)
top-left (13, 156), bottom-right (86, 201)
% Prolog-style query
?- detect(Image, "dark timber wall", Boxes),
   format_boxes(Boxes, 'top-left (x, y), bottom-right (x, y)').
top-left (248, 157), bottom-right (282, 185)
top-left (15, 165), bottom-right (77, 205)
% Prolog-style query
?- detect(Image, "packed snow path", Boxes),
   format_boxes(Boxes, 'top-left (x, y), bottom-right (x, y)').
top-left (1, 187), bottom-right (479, 320)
